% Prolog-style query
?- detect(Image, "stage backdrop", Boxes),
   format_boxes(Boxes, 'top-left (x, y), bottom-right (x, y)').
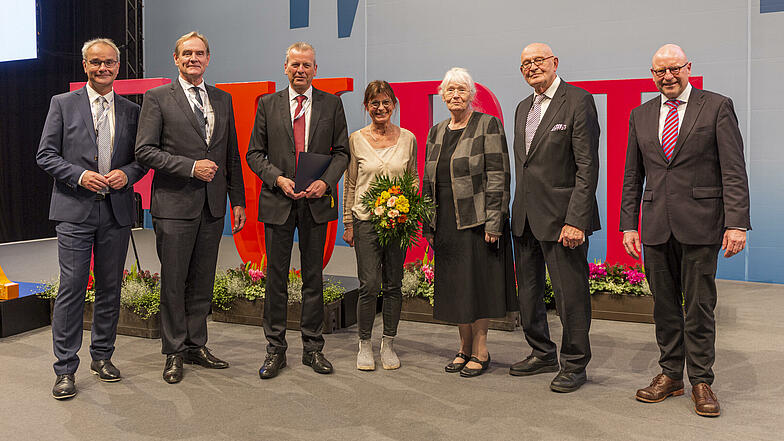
top-left (142, 0), bottom-right (784, 284)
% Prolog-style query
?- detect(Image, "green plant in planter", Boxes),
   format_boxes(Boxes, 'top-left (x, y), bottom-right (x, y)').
top-left (286, 268), bottom-right (345, 305)
top-left (38, 273), bottom-right (96, 303)
top-left (119, 266), bottom-right (161, 319)
top-left (213, 260), bottom-right (267, 311)
top-left (588, 261), bottom-right (651, 296)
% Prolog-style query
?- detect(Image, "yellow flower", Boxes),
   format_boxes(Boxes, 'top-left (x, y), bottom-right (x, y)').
top-left (380, 191), bottom-right (390, 200)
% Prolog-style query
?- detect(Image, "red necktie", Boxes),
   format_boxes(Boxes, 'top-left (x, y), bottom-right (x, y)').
top-left (293, 95), bottom-right (307, 168)
top-left (662, 99), bottom-right (682, 162)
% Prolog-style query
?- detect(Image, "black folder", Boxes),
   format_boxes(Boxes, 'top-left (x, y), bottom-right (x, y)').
top-left (294, 151), bottom-right (332, 193)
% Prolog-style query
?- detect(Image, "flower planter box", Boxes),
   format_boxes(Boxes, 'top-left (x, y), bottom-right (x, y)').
top-left (211, 298), bottom-right (342, 334)
top-left (590, 291), bottom-right (654, 324)
top-left (49, 300), bottom-right (160, 339)
top-left (400, 296), bottom-right (519, 331)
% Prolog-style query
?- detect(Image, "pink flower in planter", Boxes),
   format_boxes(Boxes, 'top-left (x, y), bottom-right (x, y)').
top-left (248, 269), bottom-right (265, 283)
top-left (589, 262), bottom-right (607, 280)
top-left (422, 264), bottom-right (434, 283)
top-left (623, 268), bottom-right (646, 285)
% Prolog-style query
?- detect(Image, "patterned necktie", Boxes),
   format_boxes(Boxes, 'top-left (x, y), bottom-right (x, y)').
top-left (293, 95), bottom-right (307, 167)
top-left (191, 86), bottom-right (207, 140)
top-left (96, 96), bottom-right (111, 178)
top-left (525, 94), bottom-right (546, 154)
top-left (661, 99), bottom-right (683, 162)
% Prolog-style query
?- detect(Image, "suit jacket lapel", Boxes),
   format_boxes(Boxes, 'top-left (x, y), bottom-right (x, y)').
top-left (669, 88), bottom-right (705, 164)
top-left (112, 96), bottom-right (126, 160)
top-left (308, 88), bottom-right (322, 146)
top-left (76, 87), bottom-right (98, 147)
top-left (643, 98), bottom-right (669, 164)
top-left (515, 94), bottom-right (533, 164)
top-left (170, 80), bottom-right (207, 146)
top-left (527, 81), bottom-right (566, 160)
top-left (205, 85), bottom-right (223, 147)
top-left (278, 90), bottom-right (295, 148)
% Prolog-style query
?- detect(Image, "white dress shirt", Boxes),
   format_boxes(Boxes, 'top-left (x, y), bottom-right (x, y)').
top-left (178, 75), bottom-right (214, 144)
top-left (288, 85), bottom-right (313, 151)
top-left (534, 76), bottom-right (561, 122)
top-left (658, 83), bottom-right (691, 144)
top-left (78, 84), bottom-right (116, 186)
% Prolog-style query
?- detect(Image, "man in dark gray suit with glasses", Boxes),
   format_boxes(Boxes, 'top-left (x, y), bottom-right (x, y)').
top-left (136, 31), bottom-right (246, 384)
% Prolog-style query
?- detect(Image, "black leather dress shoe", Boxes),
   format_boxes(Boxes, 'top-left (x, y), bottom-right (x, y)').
top-left (550, 370), bottom-right (587, 393)
top-left (163, 354), bottom-right (184, 384)
top-left (509, 355), bottom-right (559, 377)
top-left (259, 352), bottom-right (286, 379)
top-left (460, 354), bottom-right (491, 377)
top-left (302, 350), bottom-right (333, 374)
top-left (184, 346), bottom-right (229, 369)
top-left (90, 359), bottom-right (122, 382)
top-left (445, 352), bottom-right (471, 373)
top-left (52, 374), bottom-right (76, 400)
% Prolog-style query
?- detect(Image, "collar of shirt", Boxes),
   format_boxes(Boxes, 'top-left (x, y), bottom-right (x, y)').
top-left (179, 75), bottom-right (207, 96)
top-left (288, 84), bottom-right (313, 104)
top-left (85, 83), bottom-right (114, 106)
top-left (660, 82), bottom-right (692, 106)
top-left (538, 76), bottom-right (561, 101)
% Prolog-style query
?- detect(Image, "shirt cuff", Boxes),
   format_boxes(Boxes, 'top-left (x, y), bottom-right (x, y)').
top-left (190, 161), bottom-right (196, 178)
top-left (77, 170), bottom-right (87, 187)
top-left (623, 230), bottom-right (638, 233)
top-left (726, 227), bottom-right (746, 231)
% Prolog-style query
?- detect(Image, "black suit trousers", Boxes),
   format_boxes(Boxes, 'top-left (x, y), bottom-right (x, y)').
top-left (513, 219), bottom-right (592, 373)
top-left (153, 203), bottom-right (223, 354)
top-left (52, 199), bottom-right (130, 375)
top-left (263, 198), bottom-right (327, 354)
top-left (642, 237), bottom-right (720, 386)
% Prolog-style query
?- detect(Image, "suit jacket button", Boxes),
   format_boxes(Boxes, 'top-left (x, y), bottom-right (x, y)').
top-left (523, 164), bottom-right (528, 168)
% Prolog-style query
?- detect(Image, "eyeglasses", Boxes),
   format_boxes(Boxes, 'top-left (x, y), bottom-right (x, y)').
top-left (521, 56), bottom-right (554, 71)
top-left (368, 99), bottom-right (393, 109)
top-left (86, 59), bottom-right (118, 68)
top-left (443, 86), bottom-right (470, 97)
top-left (651, 61), bottom-right (689, 77)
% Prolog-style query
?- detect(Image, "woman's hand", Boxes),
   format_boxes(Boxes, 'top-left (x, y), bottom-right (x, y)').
top-left (485, 232), bottom-right (499, 243)
top-left (424, 233), bottom-right (434, 247)
top-left (343, 224), bottom-right (354, 247)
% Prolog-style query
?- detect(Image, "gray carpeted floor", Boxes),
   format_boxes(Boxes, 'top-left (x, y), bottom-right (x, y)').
top-left (1, 278), bottom-right (783, 440)
top-left (1, 232), bottom-right (783, 440)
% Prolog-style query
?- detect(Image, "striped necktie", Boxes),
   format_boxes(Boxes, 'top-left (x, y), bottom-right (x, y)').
top-left (96, 96), bottom-right (111, 176)
top-left (191, 86), bottom-right (207, 140)
top-left (661, 99), bottom-right (683, 162)
top-left (525, 94), bottom-right (546, 154)
top-left (293, 95), bottom-right (307, 166)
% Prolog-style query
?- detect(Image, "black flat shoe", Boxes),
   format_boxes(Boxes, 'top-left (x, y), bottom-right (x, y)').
top-left (52, 374), bottom-right (76, 400)
top-left (509, 355), bottom-right (559, 377)
top-left (550, 370), bottom-right (587, 393)
top-left (259, 352), bottom-right (287, 379)
top-left (90, 359), bottom-right (121, 382)
top-left (460, 354), bottom-right (491, 377)
top-left (302, 350), bottom-right (333, 374)
top-left (184, 346), bottom-right (229, 369)
top-left (163, 354), bottom-right (184, 384)
top-left (445, 352), bottom-right (471, 373)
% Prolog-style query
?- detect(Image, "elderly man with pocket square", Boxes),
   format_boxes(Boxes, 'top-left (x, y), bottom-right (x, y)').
top-left (509, 42), bottom-right (601, 393)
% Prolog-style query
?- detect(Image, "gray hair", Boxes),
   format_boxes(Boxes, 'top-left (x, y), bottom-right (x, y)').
top-left (285, 41), bottom-right (316, 64)
top-left (438, 67), bottom-right (476, 101)
top-left (81, 38), bottom-right (120, 62)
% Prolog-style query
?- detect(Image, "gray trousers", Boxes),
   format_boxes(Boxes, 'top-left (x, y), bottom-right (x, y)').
top-left (353, 219), bottom-right (405, 340)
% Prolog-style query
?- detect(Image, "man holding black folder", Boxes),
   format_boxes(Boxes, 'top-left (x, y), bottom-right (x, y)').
top-left (246, 42), bottom-right (349, 379)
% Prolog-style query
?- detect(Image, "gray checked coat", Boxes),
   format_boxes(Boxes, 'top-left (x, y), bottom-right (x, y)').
top-left (422, 111), bottom-right (511, 235)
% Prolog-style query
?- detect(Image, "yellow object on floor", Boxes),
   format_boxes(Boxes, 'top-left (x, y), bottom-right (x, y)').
top-left (0, 263), bottom-right (19, 300)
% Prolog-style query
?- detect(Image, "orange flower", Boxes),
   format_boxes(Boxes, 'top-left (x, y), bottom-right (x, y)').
top-left (398, 214), bottom-right (407, 223)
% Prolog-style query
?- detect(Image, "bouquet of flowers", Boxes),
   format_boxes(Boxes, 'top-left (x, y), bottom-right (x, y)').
top-left (360, 170), bottom-right (434, 248)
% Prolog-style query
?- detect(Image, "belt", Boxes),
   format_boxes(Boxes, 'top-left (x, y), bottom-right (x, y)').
top-left (95, 193), bottom-right (107, 200)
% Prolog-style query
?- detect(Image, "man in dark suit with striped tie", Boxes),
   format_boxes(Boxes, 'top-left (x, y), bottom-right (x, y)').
top-left (37, 38), bottom-right (147, 399)
top-left (621, 44), bottom-right (751, 417)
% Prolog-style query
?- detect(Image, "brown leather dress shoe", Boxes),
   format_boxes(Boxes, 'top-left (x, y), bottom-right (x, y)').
top-left (636, 373), bottom-right (684, 403)
top-left (691, 383), bottom-right (720, 417)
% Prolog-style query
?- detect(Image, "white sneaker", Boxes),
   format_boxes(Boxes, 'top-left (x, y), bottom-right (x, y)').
top-left (380, 335), bottom-right (400, 370)
top-left (357, 339), bottom-right (375, 371)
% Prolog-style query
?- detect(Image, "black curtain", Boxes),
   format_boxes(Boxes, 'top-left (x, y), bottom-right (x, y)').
top-left (0, 0), bottom-right (129, 243)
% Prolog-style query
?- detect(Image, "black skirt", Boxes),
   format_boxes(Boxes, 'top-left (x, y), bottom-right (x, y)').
top-left (432, 181), bottom-right (517, 324)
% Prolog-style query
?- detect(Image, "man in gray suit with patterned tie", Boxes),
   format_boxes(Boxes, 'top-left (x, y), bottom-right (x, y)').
top-left (621, 44), bottom-right (751, 417)
top-left (509, 43), bottom-right (601, 393)
top-left (37, 38), bottom-right (147, 399)
top-left (136, 31), bottom-right (246, 384)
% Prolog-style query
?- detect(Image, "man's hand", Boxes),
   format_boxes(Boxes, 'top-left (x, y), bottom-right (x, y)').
top-left (343, 224), bottom-right (354, 247)
top-left (104, 170), bottom-right (128, 190)
top-left (305, 180), bottom-right (328, 199)
top-left (80, 171), bottom-right (110, 193)
top-left (485, 232), bottom-right (499, 243)
top-left (722, 229), bottom-right (746, 258)
top-left (232, 206), bottom-right (246, 233)
top-left (622, 231), bottom-right (642, 259)
top-left (276, 176), bottom-right (305, 199)
top-left (194, 159), bottom-right (218, 182)
top-left (558, 224), bottom-right (585, 249)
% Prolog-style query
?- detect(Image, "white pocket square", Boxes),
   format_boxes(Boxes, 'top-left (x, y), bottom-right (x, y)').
top-left (551, 124), bottom-right (567, 131)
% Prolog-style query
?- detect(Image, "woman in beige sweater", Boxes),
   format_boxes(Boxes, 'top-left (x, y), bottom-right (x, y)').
top-left (342, 80), bottom-right (418, 371)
